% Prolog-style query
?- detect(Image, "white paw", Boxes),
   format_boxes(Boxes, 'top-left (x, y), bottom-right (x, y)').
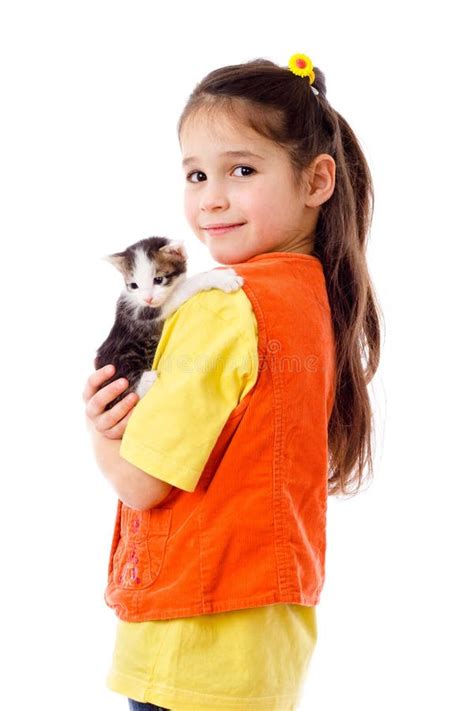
top-left (208, 268), bottom-right (244, 293)
top-left (159, 300), bottom-right (176, 321)
top-left (135, 369), bottom-right (158, 398)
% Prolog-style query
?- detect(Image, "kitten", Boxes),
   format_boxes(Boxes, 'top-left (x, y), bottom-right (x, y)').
top-left (94, 236), bottom-right (243, 410)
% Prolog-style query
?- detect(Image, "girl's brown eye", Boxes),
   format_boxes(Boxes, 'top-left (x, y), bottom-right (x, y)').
top-left (187, 170), bottom-right (205, 183)
top-left (233, 166), bottom-right (255, 177)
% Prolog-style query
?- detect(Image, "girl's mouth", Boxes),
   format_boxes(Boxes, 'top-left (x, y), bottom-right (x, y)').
top-left (203, 224), bottom-right (244, 236)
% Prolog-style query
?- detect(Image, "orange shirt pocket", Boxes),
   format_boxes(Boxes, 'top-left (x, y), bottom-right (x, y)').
top-left (110, 504), bottom-right (172, 589)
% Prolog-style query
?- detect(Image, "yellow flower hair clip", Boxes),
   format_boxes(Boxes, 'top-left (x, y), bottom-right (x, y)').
top-left (288, 53), bottom-right (319, 96)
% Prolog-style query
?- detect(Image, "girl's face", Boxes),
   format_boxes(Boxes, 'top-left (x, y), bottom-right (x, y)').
top-left (180, 110), bottom-right (321, 265)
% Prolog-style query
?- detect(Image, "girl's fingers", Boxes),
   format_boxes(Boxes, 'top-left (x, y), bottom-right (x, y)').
top-left (86, 377), bottom-right (129, 420)
top-left (93, 390), bottom-right (139, 434)
top-left (82, 364), bottom-right (115, 403)
top-left (102, 407), bottom-right (137, 440)
top-left (83, 363), bottom-right (139, 437)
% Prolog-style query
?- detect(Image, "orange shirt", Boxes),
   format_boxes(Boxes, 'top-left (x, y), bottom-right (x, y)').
top-left (105, 252), bottom-right (336, 621)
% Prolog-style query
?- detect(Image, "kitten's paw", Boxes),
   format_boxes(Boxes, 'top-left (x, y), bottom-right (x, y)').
top-left (208, 268), bottom-right (244, 293)
top-left (135, 369), bottom-right (158, 398)
top-left (159, 301), bottom-right (175, 321)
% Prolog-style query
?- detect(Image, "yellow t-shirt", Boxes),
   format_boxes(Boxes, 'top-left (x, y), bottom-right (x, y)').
top-left (106, 287), bottom-right (318, 711)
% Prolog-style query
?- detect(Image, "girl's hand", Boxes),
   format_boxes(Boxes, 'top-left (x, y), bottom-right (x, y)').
top-left (83, 364), bottom-right (139, 440)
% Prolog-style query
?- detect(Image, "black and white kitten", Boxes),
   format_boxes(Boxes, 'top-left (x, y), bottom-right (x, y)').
top-left (94, 236), bottom-right (243, 411)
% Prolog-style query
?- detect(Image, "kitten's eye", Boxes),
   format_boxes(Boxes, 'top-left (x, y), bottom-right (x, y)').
top-left (129, 282), bottom-right (139, 290)
top-left (154, 276), bottom-right (165, 285)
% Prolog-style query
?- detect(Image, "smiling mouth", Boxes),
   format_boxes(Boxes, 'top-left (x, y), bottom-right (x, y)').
top-left (203, 224), bottom-right (244, 234)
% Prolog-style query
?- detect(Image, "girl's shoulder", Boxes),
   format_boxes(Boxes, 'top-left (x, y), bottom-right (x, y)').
top-left (166, 286), bottom-right (257, 332)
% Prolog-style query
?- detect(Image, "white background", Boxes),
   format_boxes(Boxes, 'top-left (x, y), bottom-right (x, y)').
top-left (1, 1), bottom-right (473, 709)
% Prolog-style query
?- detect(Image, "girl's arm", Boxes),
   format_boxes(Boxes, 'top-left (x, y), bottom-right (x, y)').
top-left (83, 365), bottom-right (173, 510)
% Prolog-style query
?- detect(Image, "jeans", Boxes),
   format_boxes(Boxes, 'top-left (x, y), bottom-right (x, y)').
top-left (127, 700), bottom-right (171, 711)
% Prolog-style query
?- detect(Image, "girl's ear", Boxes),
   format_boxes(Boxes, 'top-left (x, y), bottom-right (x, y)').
top-left (159, 240), bottom-right (188, 262)
top-left (102, 252), bottom-right (127, 273)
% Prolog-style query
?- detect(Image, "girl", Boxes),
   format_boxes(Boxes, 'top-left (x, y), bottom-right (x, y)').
top-left (83, 53), bottom-right (382, 711)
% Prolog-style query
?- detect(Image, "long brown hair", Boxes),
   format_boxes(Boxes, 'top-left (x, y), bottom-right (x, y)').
top-left (176, 58), bottom-right (383, 497)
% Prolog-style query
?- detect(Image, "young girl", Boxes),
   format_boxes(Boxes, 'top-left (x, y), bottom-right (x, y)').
top-left (83, 52), bottom-right (381, 711)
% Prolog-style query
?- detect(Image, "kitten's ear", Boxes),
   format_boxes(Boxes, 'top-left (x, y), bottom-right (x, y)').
top-left (102, 252), bottom-right (127, 273)
top-left (158, 240), bottom-right (188, 262)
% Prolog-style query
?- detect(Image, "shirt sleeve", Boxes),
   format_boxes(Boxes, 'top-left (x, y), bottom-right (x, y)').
top-left (119, 288), bottom-right (258, 492)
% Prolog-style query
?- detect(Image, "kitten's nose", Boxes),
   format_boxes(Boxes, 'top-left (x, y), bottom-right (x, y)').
top-left (144, 297), bottom-right (153, 304)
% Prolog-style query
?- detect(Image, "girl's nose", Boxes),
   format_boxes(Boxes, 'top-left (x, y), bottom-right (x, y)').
top-left (201, 186), bottom-right (229, 211)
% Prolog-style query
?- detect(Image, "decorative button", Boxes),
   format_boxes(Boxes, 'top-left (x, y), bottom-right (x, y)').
top-left (131, 517), bottom-right (140, 533)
